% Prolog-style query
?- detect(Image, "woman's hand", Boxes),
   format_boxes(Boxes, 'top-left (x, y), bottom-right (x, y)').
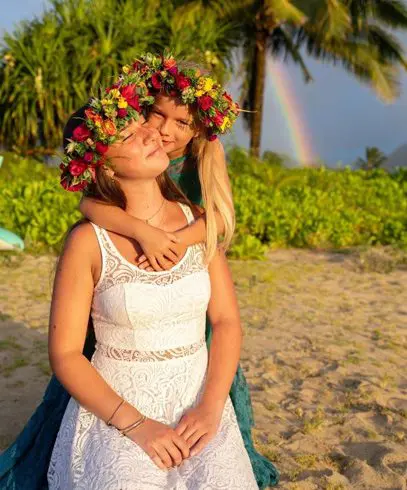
top-left (127, 418), bottom-right (190, 470)
top-left (174, 402), bottom-right (223, 457)
top-left (137, 226), bottom-right (183, 272)
top-left (137, 236), bottom-right (188, 272)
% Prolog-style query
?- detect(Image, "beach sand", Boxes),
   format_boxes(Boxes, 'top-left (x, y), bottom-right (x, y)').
top-left (1, 249), bottom-right (406, 489)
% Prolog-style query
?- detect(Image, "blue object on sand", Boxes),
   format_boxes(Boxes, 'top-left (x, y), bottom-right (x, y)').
top-left (0, 228), bottom-right (24, 250)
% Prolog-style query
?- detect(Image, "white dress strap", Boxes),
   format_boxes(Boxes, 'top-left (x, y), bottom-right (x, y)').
top-left (178, 202), bottom-right (195, 225)
top-left (89, 222), bottom-right (110, 289)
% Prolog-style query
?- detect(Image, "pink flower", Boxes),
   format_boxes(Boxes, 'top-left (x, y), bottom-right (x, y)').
top-left (208, 134), bottom-right (218, 141)
top-left (117, 108), bottom-right (128, 118)
top-left (72, 124), bottom-right (91, 142)
top-left (198, 95), bottom-right (213, 111)
top-left (68, 159), bottom-right (88, 176)
top-left (168, 66), bottom-right (178, 76)
top-left (83, 152), bottom-right (93, 163)
top-left (95, 141), bottom-right (109, 154)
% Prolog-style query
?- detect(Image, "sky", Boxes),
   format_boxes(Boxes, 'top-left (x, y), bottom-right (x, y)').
top-left (1, 0), bottom-right (407, 166)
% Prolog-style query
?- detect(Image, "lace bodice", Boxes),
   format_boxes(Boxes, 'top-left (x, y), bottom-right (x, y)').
top-left (90, 202), bottom-right (211, 352)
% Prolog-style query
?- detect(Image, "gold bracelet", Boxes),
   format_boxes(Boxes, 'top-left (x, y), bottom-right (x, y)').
top-left (119, 414), bottom-right (147, 437)
top-left (106, 399), bottom-right (125, 426)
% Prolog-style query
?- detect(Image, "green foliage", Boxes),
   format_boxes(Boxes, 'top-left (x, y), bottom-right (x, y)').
top-left (228, 148), bottom-right (407, 255)
top-left (0, 0), bottom-right (238, 152)
top-left (0, 154), bottom-right (80, 250)
top-left (1, 149), bottom-right (406, 257)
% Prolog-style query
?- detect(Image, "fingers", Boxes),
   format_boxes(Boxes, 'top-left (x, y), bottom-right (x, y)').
top-left (173, 433), bottom-right (190, 460)
top-left (153, 445), bottom-right (173, 469)
top-left (148, 256), bottom-right (163, 272)
top-left (150, 453), bottom-right (167, 471)
top-left (190, 434), bottom-right (211, 457)
top-left (164, 250), bottom-right (180, 264)
top-left (165, 441), bottom-right (184, 467)
top-left (185, 429), bottom-right (203, 449)
top-left (137, 254), bottom-right (146, 264)
top-left (167, 233), bottom-right (180, 244)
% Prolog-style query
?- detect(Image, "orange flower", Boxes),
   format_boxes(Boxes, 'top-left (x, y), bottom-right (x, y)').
top-left (102, 120), bottom-right (117, 136)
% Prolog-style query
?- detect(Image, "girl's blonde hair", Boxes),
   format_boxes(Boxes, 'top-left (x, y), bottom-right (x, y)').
top-left (191, 136), bottom-right (235, 263)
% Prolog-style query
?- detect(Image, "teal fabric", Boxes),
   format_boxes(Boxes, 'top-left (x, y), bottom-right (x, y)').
top-left (0, 157), bottom-right (279, 489)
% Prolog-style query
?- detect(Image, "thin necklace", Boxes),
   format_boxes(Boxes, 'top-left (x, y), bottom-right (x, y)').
top-left (143, 198), bottom-right (166, 225)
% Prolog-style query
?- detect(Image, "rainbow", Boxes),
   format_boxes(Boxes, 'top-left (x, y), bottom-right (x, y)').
top-left (267, 59), bottom-right (316, 165)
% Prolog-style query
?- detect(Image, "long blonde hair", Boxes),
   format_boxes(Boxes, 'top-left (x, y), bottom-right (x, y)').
top-left (191, 135), bottom-right (235, 263)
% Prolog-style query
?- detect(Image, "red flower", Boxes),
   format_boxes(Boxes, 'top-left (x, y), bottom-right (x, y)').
top-left (60, 175), bottom-right (88, 192)
top-left (151, 73), bottom-right (162, 90)
top-left (198, 95), bottom-right (213, 111)
top-left (120, 85), bottom-right (141, 112)
top-left (68, 159), bottom-right (88, 176)
top-left (72, 124), bottom-right (91, 142)
top-left (208, 134), bottom-right (218, 142)
top-left (128, 94), bottom-right (141, 111)
top-left (83, 152), bottom-right (93, 163)
top-left (95, 141), bottom-right (109, 154)
top-left (120, 84), bottom-right (136, 100)
top-left (168, 66), bottom-right (178, 76)
top-left (176, 74), bottom-right (191, 90)
top-left (169, 89), bottom-right (178, 97)
top-left (223, 91), bottom-right (233, 103)
top-left (213, 111), bottom-right (224, 127)
top-left (117, 108), bottom-right (128, 118)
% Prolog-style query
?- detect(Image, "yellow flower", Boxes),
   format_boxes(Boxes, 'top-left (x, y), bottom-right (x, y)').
top-left (208, 89), bottom-right (218, 99)
top-left (196, 77), bottom-right (205, 90)
top-left (118, 97), bottom-right (128, 109)
top-left (101, 98), bottom-right (114, 106)
top-left (122, 65), bottom-right (130, 74)
top-left (109, 89), bottom-right (121, 99)
top-left (203, 78), bottom-right (214, 92)
top-left (220, 117), bottom-right (230, 132)
top-left (195, 89), bottom-right (205, 97)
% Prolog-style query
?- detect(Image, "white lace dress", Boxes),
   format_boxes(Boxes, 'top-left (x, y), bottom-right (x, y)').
top-left (47, 203), bottom-right (258, 489)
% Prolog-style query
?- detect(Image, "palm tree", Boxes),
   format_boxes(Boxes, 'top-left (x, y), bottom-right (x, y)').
top-left (356, 146), bottom-right (387, 170)
top-left (0, 0), bottom-right (239, 151)
top-left (237, 0), bottom-right (407, 157)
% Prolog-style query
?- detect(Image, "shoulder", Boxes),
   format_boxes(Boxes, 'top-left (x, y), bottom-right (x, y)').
top-left (61, 221), bottom-right (100, 267)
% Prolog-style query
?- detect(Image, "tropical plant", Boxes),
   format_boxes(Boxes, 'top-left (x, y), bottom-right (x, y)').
top-left (0, 0), bottom-right (239, 152)
top-left (355, 146), bottom-right (387, 171)
top-left (237, 0), bottom-right (407, 157)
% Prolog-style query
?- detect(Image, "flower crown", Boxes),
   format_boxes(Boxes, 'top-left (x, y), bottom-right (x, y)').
top-left (124, 53), bottom-right (239, 141)
top-left (60, 52), bottom-right (239, 192)
top-left (59, 68), bottom-right (154, 192)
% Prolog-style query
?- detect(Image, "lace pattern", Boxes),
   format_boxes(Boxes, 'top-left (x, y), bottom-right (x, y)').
top-left (95, 337), bottom-right (205, 362)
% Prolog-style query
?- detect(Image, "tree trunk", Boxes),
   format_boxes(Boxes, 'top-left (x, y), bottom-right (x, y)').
top-left (250, 28), bottom-right (267, 158)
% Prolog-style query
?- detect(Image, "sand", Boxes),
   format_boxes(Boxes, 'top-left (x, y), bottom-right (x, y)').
top-left (0, 248), bottom-right (406, 489)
